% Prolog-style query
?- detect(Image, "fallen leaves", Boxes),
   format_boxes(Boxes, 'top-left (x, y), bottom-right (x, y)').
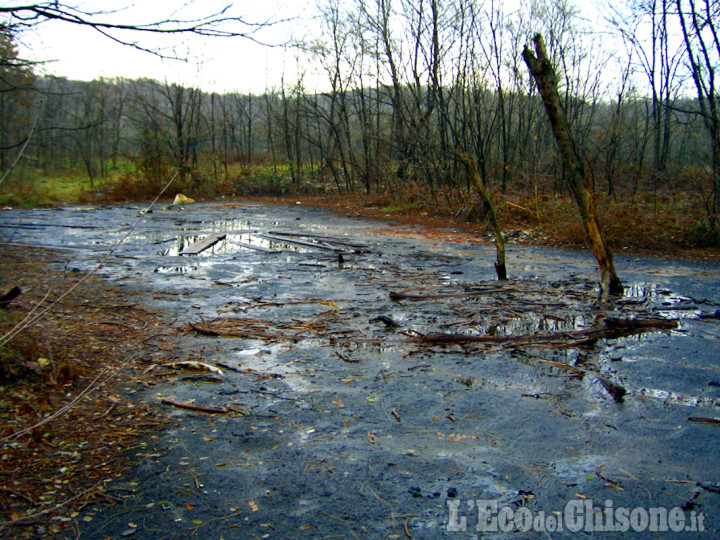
top-left (0, 246), bottom-right (170, 532)
top-left (161, 399), bottom-right (238, 415)
top-left (437, 432), bottom-right (481, 443)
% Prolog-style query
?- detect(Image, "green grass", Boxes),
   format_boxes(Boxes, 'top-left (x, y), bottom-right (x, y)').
top-left (36, 175), bottom-right (91, 201)
top-left (0, 176), bottom-right (89, 206)
top-left (381, 202), bottom-right (425, 214)
top-left (2, 156), bottom-right (329, 206)
top-left (0, 162), bottom-right (136, 206)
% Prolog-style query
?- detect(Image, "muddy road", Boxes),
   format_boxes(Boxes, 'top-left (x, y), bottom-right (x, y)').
top-left (3, 201), bottom-right (719, 538)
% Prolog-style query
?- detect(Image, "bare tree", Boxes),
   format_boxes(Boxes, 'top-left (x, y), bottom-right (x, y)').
top-left (0, 26), bottom-right (36, 171)
top-left (523, 33), bottom-right (623, 299)
top-left (314, 0), bottom-right (360, 191)
top-left (162, 82), bottom-right (204, 181)
top-left (675, 0), bottom-right (720, 224)
top-left (607, 0), bottom-right (683, 176)
top-left (359, 0), bottom-right (408, 176)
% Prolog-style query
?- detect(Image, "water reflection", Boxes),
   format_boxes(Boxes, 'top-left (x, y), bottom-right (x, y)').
top-left (154, 260), bottom-right (215, 274)
top-left (199, 218), bottom-right (282, 232)
top-left (227, 233), bottom-right (307, 253)
top-left (636, 387), bottom-right (718, 407)
top-left (467, 313), bottom-right (590, 337)
top-left (623, 282), bottom-right (690, 305)
top-left (157, 233), bottom-right (309, 257)
top-left (623, 282), bottom-right (702, 319)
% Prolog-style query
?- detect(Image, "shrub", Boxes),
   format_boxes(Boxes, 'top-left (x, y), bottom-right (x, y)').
top-left (683, 218), bottom-right (720, 248)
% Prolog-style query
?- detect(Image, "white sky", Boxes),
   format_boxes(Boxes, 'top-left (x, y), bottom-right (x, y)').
top-left (14, 0), bottom-right (319, 94)
top-left (8, 0), bottom-right (670, 99)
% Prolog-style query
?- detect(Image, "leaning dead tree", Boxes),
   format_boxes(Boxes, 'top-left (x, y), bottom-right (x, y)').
top-left (457, 151), bottom-right (507, 280)
top-left (522, 33), bottom-right (623, 299)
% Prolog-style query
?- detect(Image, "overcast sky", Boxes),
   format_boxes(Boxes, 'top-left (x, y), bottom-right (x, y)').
top-left (10, 0), bottom-right (663, 99)
top-left (15, 0), bottom-right (317, 94)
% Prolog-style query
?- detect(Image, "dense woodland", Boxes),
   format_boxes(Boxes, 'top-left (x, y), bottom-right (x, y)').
top-left (1, 0), bottom-right (720, 244)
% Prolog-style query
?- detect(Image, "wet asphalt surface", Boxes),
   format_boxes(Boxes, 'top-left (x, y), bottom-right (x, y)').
top-left (2, 201), bottom-right (720, 539)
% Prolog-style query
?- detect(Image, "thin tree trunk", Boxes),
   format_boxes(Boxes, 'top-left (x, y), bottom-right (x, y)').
top-left (458, 151), bottom-right (507, 280)
top-left (522, 33), bottom-right (622, 299)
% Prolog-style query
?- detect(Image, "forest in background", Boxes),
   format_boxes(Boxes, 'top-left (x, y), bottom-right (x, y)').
top-left (1, 0), bottom-right (720, 251)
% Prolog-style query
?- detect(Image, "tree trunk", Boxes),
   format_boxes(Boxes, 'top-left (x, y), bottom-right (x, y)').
top-left (522, 33), bottom-right (622, 299)
top-left (459, 151), bottom-right (507, 281)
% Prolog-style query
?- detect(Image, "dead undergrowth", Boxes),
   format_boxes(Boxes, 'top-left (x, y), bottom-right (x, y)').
top-left (0, 246), bottom-right (174, 538)
top-left (250, 185), bottom-right (720, 261)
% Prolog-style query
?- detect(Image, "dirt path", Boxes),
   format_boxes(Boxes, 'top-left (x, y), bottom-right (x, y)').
top-left (2, 202), bottom-right (719, 538)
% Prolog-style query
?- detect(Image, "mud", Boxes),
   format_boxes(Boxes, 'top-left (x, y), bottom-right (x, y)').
top-left (2, 201), bottom-right (720, 538)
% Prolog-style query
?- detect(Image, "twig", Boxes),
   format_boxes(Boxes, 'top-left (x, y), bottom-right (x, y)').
top-left (319, 510), bottom-right (355, 524)
top-left (369, 488), bottom-right (391, 506)
top-left (0, 481), bottom-right (105, 526)
top-left (335, 351), bottom-right (360, 363)
top-left (216, 361), bottom-right (242, 373)
top-left (188, 322), bottom-right (220, 336)
top-left (98, 402), bottom-right (118, 419)
top-left (505, 200), bottom-right (534, 215)
top-left (161, 399), bottom-right (229, 414)
top-left (404, 517), bottom-right (415, 539)
top-left (0, 486), bottom-right (37, 506)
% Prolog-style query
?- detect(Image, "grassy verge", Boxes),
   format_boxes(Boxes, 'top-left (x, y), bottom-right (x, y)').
top-left (0, 165), bottom-right (124, 206)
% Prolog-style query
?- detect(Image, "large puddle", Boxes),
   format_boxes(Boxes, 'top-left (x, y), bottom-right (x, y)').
top-left (2, 201), bottom-right (719, 538)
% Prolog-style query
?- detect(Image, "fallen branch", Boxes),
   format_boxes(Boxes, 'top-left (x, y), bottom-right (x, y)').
top-left (162, 361), bottom-right (224, 375)
top-left (161, 399), bottom-right (229, 414)
top-left (189, 322), bottom-right (220, 336)
top-left (187, 318), bottom-right (280, 340)
top-left (596, 373), bottom-right (627, 402)
top-left (216, 361), bottom-right (242, 373)
top-left (688, 416), bottom-right (720, 426)
top-left (390, 288), bottom-right (501, 301)
top-left (335, 351), bottom-right (360, 363)
top-left (0, 286), bottom-right (22, 309)
top-left (413, 318), bottom-right (675, 403)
